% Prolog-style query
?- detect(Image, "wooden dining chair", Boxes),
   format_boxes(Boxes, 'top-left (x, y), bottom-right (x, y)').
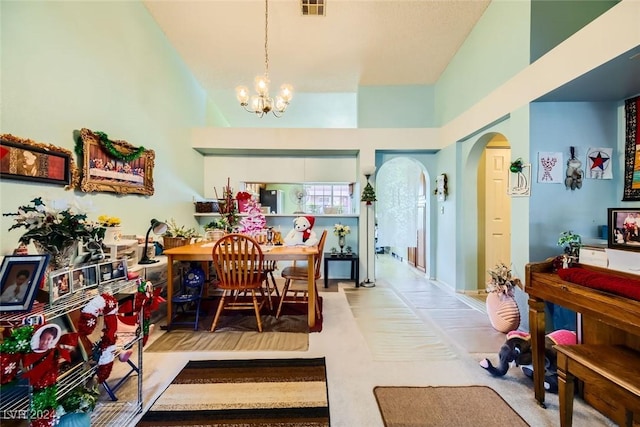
top-left (210, 233), bottom-right (266, 332)
top-left (276, 229), bottom-right (327, 319)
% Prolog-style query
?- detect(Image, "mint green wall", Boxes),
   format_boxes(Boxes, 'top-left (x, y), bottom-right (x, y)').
top-left (207, 92), bottom-right (358, 128)
top-left (358, 85), bottom-right (436, 128)
top-left (0, 1), bottom-right (206, 255)
top-left (530, 0), bottom-right (619, 62)
top-left (435, 0), bottom-right (530, 126)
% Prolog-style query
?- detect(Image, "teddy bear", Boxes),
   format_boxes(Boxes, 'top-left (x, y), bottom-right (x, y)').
top-left (479, 329), bottom-right (577, 393)
top-left (284, 216), bottom-right (319, 246)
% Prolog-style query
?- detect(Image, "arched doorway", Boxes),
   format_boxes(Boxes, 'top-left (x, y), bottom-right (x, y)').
top-left (376, 157), bottom-right (432, 278)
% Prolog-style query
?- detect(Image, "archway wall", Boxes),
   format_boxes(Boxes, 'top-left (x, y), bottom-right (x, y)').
top-left (453, 106), bottom-right (531, 296)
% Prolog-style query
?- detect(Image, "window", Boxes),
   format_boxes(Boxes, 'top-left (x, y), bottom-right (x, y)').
top-left (304, 184), bottom-right (352, 214)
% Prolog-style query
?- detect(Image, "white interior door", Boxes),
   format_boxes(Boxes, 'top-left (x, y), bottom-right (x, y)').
top-left (484, 148), bottom-right (511, 281)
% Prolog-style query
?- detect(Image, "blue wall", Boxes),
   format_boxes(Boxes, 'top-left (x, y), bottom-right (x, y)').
top-left (528, 102), bottom-right (619, 263)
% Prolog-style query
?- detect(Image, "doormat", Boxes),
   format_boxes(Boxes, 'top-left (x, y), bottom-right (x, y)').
top-left (137, 358), bottom-right (330, 426)
top-left (373, 385), bottom-right (529, 427)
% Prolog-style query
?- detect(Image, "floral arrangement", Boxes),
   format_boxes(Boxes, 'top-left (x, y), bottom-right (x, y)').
top-left (333, 223), bottom-right (351, 237)
top-left (236, 191), bottom-right (251, 201)
top-left (97, 215), bottom-right (121, 227)
top-left (485, 263), bottom-right (521, 297)
top-left (3, 197), bottom-right (105, 254)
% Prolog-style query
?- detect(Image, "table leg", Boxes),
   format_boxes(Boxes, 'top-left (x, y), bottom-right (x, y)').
top-left (324, 258), bottom-right (329, 288)
top-left (354, 258), bottom-right (359, 287)
top-left (529, 297), bottom-right (547, 407)
top-left (308, 253), bottom-right (316, 328)
top-left (166, 255), bottom-right (174, 328)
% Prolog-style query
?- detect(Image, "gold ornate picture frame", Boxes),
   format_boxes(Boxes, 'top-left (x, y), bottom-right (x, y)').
top-left (0, 134), bottom-right (78, 189)
top-left (79, 128), bottom-right (155, 195)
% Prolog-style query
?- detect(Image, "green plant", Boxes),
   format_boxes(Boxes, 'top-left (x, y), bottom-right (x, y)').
top-left (205, 218), bottom-right (228, 230)
top-left (57, 383), bottom-right (99, 415)
top-left (3, 197), bottom-right (105, 253)
top-left (164, 218), bottom-right (199, 239)
top-left (557, 231), bottom-right (581, 257)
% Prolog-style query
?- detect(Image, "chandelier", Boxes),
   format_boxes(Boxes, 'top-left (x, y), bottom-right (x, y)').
top-left (236, 0), bottom-right (293, 118)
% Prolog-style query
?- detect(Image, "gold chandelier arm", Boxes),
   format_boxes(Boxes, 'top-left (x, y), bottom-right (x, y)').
top-left (264, 0), bottom-right (269, 78)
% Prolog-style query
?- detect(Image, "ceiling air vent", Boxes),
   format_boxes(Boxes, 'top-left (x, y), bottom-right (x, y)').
top-left (301, 0), bottom-right (325, 16)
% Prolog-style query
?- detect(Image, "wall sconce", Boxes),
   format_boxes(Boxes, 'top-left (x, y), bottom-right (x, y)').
top-left (139, 219), bottom-right (168, 264)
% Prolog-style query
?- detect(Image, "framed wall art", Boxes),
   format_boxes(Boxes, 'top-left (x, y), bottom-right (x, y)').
top-left (78, 128), bottom-right (155, 195)
top-left (623, 96), bottom-right (640, 201)
top-left (0, 134), bottom-right (79, 189)
top-left (434, 173), bottom-right (448, 202)
top-left (0, 254), bottom-right (50, 312)
top-left (607, 208), bottom-right (640, 252)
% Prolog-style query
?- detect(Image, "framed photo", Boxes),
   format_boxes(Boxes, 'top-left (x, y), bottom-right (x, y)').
top-left (607, 208), bottom-right (640, 252)
top-left (79, 128), bottom-right (155, 195)
top-left (97, 259), bottom-right (127, 285)
top-left (0, 255), bottom-right (49, 312)
top-left (0, 134), bottom-right (79, 189)
top-left (49, 269), bottom-right (72, 304)
top-left (48, 314), bottom-right (88, 378)
top-left (71, 265), bottom-right (98, 292)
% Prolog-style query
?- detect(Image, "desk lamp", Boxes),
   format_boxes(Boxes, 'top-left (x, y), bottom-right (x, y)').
top-left (139, 219), bottom-right (168, 264)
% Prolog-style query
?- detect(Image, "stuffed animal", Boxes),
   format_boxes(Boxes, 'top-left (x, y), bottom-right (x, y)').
top-left (284, 216), bottom-right (319, 246)
top-left (479, 329), bottom-right (577, 393)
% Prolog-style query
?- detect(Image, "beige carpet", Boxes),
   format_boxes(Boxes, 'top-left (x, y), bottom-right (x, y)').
top-left (343, 287), bottom-right (457, 361)
top-left (374, 386), bottom-right (530, 427)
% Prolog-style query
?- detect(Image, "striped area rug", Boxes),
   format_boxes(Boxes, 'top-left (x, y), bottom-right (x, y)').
top-left (137, 358), bottom-right (330, 426)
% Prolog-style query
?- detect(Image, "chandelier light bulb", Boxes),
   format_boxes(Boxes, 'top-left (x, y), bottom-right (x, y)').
top-left (254, 75), bottom-right (270, 97)
top-left (279, 84), bottom-right (293, 102)
top-left (236, 86), bottom-right (250, 105)
top-left (275, 96), bottom-right (287, 113)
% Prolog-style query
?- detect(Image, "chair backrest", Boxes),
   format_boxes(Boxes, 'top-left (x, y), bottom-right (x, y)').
top-left (212, 233), bottom-right (264, 291)
top-left (313, 230), bottom-right (328, 280)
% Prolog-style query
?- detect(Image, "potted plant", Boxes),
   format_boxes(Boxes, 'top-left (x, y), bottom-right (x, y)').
top-left (56, 383), bottom-right (99, 427)
top-left (3, 197), bottom-right (106, 270)
top-left (558, 231), bottom-right (581, 259)
top-left (163, 218), bottom-right (199, 249)
top-left (485, 262), bottom-right (521, 333)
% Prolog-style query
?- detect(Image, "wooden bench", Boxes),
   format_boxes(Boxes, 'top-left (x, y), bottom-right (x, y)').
top-left (555, 344), bottom-right (640, 427)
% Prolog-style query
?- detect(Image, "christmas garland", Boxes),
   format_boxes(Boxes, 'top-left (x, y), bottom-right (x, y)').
top-left (77, 293), bottom-right (119, 383)
top-left (75, 130), bottom-right (145, 162)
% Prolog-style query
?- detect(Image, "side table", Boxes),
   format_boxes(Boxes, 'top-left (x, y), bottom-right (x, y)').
top-left (324, 253), bottom-right (359, 288)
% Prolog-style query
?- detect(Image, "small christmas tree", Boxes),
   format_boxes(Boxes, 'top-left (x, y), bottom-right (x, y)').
top-left (238, 198), bottom-right (266, 236)
top-left (361, 182), bottom-right (377, 205)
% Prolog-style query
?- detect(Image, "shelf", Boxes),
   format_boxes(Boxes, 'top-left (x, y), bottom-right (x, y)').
top-left (0, 279), bottom-right (139, 325)
top-left (194, 213), bottom-right (359, 218)
top-left (0, 279), bottom-right (144, 422)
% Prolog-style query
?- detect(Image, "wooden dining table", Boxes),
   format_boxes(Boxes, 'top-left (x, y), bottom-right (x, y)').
top-left (162, 241), bottom-right (319, 329)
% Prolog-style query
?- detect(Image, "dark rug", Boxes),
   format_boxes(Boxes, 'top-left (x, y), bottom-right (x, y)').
top-left (373, 385), bottom-right (529, 427)
top-left (137, 358), bottom-right (330, 427)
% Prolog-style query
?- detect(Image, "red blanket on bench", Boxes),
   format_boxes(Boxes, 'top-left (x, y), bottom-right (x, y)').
top-left (557, 268), bottom-right (640, 301)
